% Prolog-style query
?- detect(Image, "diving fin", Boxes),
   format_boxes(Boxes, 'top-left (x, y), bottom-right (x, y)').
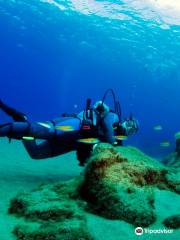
top-left (0, 99), bottom-right (27, 122)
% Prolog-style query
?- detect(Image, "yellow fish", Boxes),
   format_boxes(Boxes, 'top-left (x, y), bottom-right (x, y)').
top-left (153, 125), bottom-right (162, 131)
top-left (22, 136), bottom-right (35, 140)
top-left (160, 141), bottom-right (170, 147)
top-left (77, 138), bottom-right (100, 144)
top-left (55, 125), bottom-right (75, 131)
top-left (115, 135), bottom-right (128, 140)
top-left (175, 131), bottom-right (180, 140)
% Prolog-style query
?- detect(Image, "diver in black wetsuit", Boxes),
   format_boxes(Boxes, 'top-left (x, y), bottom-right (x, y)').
top-left (0, 89), bottom-right (139, 164)
top-left (0, 99), bottom-right (80, 159)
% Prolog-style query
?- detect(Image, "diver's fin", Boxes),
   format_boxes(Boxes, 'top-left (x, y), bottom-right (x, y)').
top-left (0, 99), bottom-right (27, 122)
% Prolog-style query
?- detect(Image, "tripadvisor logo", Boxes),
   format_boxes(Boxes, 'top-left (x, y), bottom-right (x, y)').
top-left (135, 227), bottom-right (173, 235)
top-left (135, 227), bottom-right (143, 235)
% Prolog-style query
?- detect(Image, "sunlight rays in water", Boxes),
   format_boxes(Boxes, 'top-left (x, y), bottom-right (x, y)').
top-left (144, 0), bottom-right (180, 25)
top-left (41, 0), bottom-right (180, 26)
top-left (70, 0), bottom-right (131, 20)
top-left (40, 0), bottom-right (67, 11)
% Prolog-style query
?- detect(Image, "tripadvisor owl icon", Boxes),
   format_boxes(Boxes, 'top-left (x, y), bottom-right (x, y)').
top-left (135, 227), bottom-right (144, 235)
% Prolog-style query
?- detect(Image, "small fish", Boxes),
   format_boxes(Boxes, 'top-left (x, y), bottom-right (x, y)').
top-left (22, 136), bottom-right (35, 140)
top-left (115, 135), bottom-right (128, 140)
top-left (160, 141), bottom-right (170, 147)
top-left (153, 125), bottom-right (162, 131)
top-left (74, 104), bottom-right (78, 109)
top-left (175, 131), bottom-right (180, 140)
top-left (55, 125), bottom-right (75, 131)
top-left (77, 138), bottom-right (100, 144)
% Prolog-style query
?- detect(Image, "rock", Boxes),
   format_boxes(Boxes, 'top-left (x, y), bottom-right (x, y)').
top-left (164, 170), bottom-right (180, 194)
top-left (163, 214), bottom-right (180, 229)
top-left (13, 221), bottom-right (94, 240)
top-left (163, 139), bottom-right (180, 168)
top-left (80, 144), bottom-right (162, 226)
top-left (163, 152), bottom-right (180, 168)
top-left (80, 144), bottom-right (180, 227)
top-left (9, 181), bottom-right (82, 221)
top-left (176, 139), bottom-right (180, 157)
top-left (8, 144), bottom-right (180, 239)
top-left (162, 139), bottom-right (180, 193)
top-left (9, 177), bottom-right (93, 240)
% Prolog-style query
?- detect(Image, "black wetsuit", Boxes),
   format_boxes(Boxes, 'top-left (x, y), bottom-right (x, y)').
top-left (0, 100), bottom-right (125, 160)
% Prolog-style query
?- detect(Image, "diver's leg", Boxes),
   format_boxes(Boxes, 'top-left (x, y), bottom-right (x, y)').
top-left (76, 143), bottom-right (93, 166)
top-left (23, 139), bottom-right (75, 160)
top-left (0, 122), bottom-right (29, 138)
top-left (23, 140), bottom-right (52, 159)
top-left (0, 99), bottom-right (27, 122)
top-left (0, 122), bottom-right (54, 139)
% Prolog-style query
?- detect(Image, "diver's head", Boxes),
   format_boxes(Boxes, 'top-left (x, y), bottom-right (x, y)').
top-left (122, 117), bottom-right (139, 136)
top-left (94, 101), bottom-right (109, 117)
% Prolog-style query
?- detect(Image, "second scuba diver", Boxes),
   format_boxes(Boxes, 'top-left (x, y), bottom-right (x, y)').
top-left (0, 89), bottom-right (139, 165)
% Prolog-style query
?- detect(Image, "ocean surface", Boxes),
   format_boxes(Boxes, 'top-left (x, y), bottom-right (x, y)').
top-left (0, 0), bottom-right (180, 156)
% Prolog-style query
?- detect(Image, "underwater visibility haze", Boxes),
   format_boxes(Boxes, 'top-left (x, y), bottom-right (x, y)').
top-left (0, 1), bottom-right (180, 240)
top-left (0, 0), bottom-right (180, 157)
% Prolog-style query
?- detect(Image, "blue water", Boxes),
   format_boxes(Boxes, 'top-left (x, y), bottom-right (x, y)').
top-left (0, 0), bottom-right (180, 158)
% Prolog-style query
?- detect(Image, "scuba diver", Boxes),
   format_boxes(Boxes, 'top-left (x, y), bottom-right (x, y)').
top-left (0, 89), bottom-right (139, 165)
